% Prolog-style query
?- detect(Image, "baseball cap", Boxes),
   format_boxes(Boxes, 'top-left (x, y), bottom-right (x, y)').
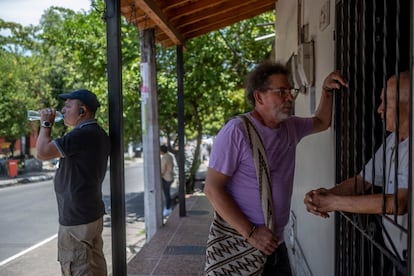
top-left (59, 89), bottom-right (100, 112)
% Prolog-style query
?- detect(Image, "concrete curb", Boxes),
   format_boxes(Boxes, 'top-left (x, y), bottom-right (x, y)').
top-left (0, 173), bottom-right (55, 188)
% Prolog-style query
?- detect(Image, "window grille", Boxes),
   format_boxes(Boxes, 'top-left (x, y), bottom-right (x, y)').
top-left (334, 0), bottom-right (411, 275)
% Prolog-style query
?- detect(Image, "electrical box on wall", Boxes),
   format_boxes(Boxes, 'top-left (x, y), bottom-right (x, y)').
top-left (287, 54), bottom-right (302, 89)
top-left (297, 41), bottom-right (314, 87)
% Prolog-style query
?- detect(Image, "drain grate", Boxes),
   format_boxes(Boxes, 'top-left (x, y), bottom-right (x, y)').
top-left (164, 245), bottom-right (206, 255)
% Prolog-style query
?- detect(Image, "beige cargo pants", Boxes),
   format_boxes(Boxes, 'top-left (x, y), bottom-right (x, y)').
top-left (58, 217), bottom-right (107, 276)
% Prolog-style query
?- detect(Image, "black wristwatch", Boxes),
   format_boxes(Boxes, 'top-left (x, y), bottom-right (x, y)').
top-left (41, 121), bottom-right (52, 128)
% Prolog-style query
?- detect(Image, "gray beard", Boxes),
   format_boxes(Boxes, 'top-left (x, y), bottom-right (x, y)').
top-left (275, 106), bottom-right (290, 122)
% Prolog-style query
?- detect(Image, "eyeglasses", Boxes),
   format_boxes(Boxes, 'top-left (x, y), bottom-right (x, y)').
top-left (266, 87), bottom-right (300, 99)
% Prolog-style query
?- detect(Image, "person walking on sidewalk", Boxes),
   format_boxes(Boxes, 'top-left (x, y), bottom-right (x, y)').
top-left (36, 89), bottom-right (110, 276)
top-left (160, 144), bottom-right (175, 217)
top-left (204, 61), bottom-right (347, 275)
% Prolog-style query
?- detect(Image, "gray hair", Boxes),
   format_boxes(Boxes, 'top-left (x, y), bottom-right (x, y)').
top-left (245, 61), bottom-right (290, 106)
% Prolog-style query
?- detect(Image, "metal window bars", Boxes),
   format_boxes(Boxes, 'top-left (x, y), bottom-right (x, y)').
top-left (334, 0), bottom-right (411, 275)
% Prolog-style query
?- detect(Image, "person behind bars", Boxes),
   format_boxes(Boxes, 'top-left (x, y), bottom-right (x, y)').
top-left (304, 72), bottom-right (410, 275)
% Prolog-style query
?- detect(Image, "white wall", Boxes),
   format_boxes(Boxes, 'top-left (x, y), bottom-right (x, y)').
top-left (275, 1), bottom-right (337, 275)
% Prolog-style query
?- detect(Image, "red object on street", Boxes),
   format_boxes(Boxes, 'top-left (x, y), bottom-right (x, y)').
top-left (7, 159), bottom-right (18, 178)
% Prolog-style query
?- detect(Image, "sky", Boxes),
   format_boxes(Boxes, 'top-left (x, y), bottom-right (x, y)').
top-left (0, 0), bottom-right (92, 26)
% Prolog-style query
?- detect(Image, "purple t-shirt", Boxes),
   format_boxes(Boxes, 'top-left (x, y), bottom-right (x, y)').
top-left (209, 112), bottom-right (313, 240)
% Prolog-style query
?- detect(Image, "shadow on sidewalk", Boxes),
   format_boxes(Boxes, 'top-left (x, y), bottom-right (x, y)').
top-left (127, 193), bottom-right (213, 276)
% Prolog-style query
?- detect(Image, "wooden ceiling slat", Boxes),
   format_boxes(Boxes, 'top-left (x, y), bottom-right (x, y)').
top-left (136, 19), bottom-right (158, 29)
top-left (180, 5), bottom-right (275, 39)
top-left (172, 0), bottom-right (273, 30)
top-left (165, 0), bottom-right (230, 19)
top-left (120, 0), bottom-right (277, 47)
top-left (124, 11), bottom-right (151, 27)
top-left (120, 0), bottom-right (134, 11)
top-left (159, 0), bottom-right (194, 11)
top-left (134, 0), bottom-right (185, 45)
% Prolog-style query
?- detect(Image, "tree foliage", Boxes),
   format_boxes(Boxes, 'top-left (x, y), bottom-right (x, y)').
top-left (155, 12), bottom-right (275, 191)
top-left (0, 20), bottom-right (53, 155)
top-left (0, 2), bottom-right (274, 190)
top-left (0, 3), bottom-right (142, 147)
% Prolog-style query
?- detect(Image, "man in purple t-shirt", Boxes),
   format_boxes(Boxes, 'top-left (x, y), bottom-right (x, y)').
top-left (204, 62), bottom-right (347, 275)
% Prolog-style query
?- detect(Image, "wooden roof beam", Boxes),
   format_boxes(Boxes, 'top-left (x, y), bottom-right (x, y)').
top-left (171, 0), bottom-right (272, 29)
top-left (134, 0), bottom-right (185, 45)
top-left (165, 0), bottom-right (229, 19)
top-left (181, 5), bottom-right (275, 39)
top-left (159, 0), bottom-right (193, 11)
top-left (155, 3), bottom-right (274, 47)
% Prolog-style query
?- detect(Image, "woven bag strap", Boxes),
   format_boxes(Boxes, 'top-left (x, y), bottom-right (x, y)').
top-left (239, 114), bottom-right (274, 231)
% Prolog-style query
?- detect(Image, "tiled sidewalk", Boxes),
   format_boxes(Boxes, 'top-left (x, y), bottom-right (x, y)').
top-left (127, 193), bottom-right (213, 276)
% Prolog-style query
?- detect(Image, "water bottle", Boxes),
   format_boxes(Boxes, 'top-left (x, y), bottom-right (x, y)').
top-left (27, 110), bottom-right (64, 122)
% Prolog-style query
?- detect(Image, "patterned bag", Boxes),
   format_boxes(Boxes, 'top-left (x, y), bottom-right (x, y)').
top-left (205, 115), bottom-right (274, 275)
top-left (205, 215), bottom-right (267, 275)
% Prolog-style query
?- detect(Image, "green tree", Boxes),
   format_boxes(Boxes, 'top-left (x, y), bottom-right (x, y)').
top-left (0, 4), bottom-right (273, 192)
top-left (0, 20), bottom-right (53, 157)
top-left (37, 4), bottom-right (142, 145)
top-left (156, 12), bottom-right (275, 192)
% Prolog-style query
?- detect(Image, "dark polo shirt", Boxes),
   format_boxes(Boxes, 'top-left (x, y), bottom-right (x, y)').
top-left (53, 119), bottom-right (110, 226)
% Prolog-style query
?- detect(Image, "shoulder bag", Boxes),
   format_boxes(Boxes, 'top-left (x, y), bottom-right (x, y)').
top-left (205, 114), bottom-right (274, 276)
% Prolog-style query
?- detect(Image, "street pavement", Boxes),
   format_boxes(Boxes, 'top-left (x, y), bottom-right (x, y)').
top-left (0, 159), bottom-right (147, 276)
top-left (0, 158), bottom-right (210, 276)
top-left (0, 220), bottom-right (146, 276)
